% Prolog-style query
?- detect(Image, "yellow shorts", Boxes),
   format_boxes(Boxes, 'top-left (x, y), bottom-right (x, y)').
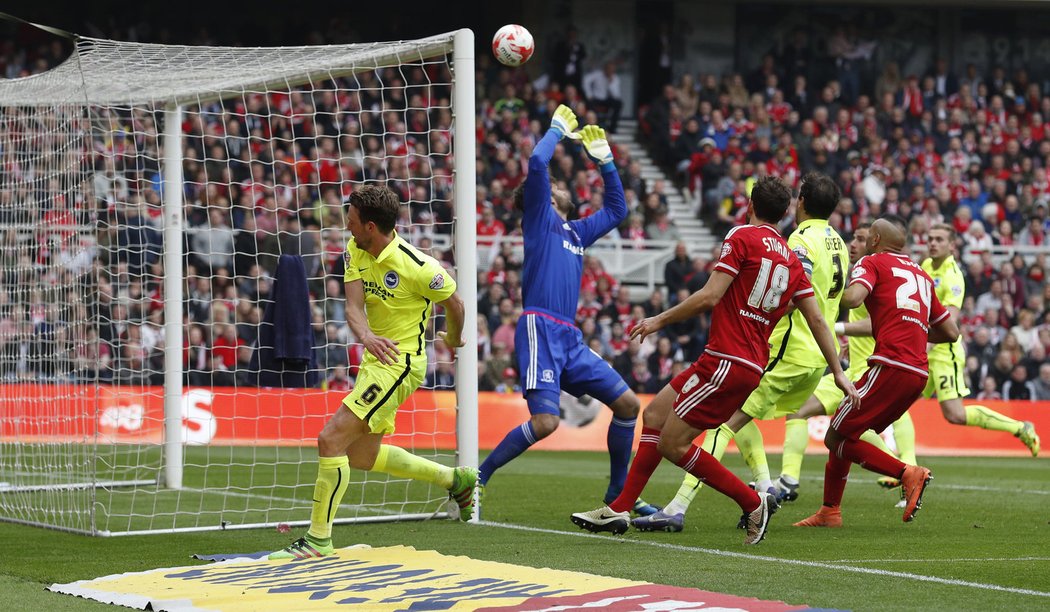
top-left (812, 364), bottom-right (869, 415)
top-left (741, 360), bottom-right (824, 421)
top-left (342, 354), bottom-right (426, 435)
top-left (923, 356), bottom-right (969, 402)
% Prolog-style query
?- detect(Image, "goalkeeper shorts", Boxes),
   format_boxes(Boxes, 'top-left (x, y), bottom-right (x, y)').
top-left (343, 353), bottom-right (426, 435)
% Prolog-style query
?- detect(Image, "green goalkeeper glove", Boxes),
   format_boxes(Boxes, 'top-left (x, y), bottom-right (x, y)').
top-left (550, 104), bottom-right (578, 139)
top-left (579, 125), bottom-right (614, 170)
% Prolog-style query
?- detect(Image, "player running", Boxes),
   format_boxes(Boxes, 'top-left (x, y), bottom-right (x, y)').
top-left (570, 176), bottom-right (860, 545)
top-left (795, 218), bottom-right (959, 528)
top-left (632, 172), bottom-right (849, 533)
top-left (478, 105), bottom-right (657, 516)
top-left (271, 185), bottom-right (472, 560)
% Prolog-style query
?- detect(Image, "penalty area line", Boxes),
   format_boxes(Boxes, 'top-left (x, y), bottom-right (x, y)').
top-left (480, 521), bottom-right (1050, 599)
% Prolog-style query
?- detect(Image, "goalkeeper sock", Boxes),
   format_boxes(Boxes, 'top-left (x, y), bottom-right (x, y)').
top-left (371, 444), bottom-right (453, 489)
top-left (608, 427), bottom-right (662, 513)
top-left (859, 429), bottom-right (893, 455)
top-left (664, 423), bottom-right (735, 514)
top-left (479, 421), bottom-right (537, 485)
top-left (735, 421), bottom-right (770, 485)
top-left (892, 412), bottom-right (917, 465)
top-left (604, 416), bottom-right (637, 503)
top-left (780, 418), bottom-right (809, 482)
top-left (965, 405), bottom-right (1022, 434)
top-left (306, 455), bottom-right (351, 541)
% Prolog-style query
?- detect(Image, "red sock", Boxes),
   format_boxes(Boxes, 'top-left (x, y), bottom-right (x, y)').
top-left (608, 427), bottom-right (662, 513)
top-left (822, 454), bottom-right (852, 507)
top-left (676, 444), bottom-right (759, 513)
top-left (836, 438), bottom-right (906, 479)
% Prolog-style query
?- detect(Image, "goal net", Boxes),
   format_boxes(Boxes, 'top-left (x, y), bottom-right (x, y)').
top-left (0, 30), bottom-right (477, 535)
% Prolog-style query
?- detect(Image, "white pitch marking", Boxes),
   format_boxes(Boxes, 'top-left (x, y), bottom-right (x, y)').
top-left (828, 556), bottom-right (1050, 563)
top-left (480, 521), bottom-right (1050, 599)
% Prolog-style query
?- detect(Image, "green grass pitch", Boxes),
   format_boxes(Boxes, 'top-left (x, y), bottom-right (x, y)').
top-left (0, 451), bottom-right (1047, 610)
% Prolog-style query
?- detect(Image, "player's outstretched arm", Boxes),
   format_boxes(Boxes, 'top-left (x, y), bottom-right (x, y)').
top-left (574, 125), bottom-right (627, 246)
top-left (840, 282), bottom-right (869, 309)
top-left (437, 291), bottom-right (466, 350)
top-left (835, 318), bottom-right (872, 337)
top-left (345, 279), bottom-right (400, 365)
top-left (797, 295), bottom-right (861, 408)
top-left (628, 270), bottom-right (733, 342)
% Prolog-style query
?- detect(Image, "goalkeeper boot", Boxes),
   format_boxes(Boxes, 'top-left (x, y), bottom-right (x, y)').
top-left (900, 465), bottom-right (932, 522)
top-left (632, 499), bottom-right (662, 516)
top-left (742, 492), bottom-right (779, 545)
top-left (793, 505), bottom-right (843, 528)
top-left (631, 509), bottom-right (685, 533)
top-left (877, 476), bottom-right (901, 489)
top-left (775, 475), bottom-right (800, 502)
top-left (570, 506), bottom-right (629, 535)
top-left (1016, 421), bottom-right (1041, 457)
top-left (268, 535), bottom-right (334, 560)
top-left (448, 466), bottom-right (479, 521)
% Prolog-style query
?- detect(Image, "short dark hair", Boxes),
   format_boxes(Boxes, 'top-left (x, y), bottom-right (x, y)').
top-left (855, 221), bottom-right (873, 232)
top-left (750, 176), bottom-right (792, 223)
top-left (349, 184), bottom-right (399, 233)
top-left (798, 172), bottom-right (841, 219)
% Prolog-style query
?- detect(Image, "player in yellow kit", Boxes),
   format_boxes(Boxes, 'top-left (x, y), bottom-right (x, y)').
top-left (905, 225), bottom-right (1039, 458)
top-left (633, 172), bottom-right (849, 532)
top-left (271, 185), bottom-right (475, 560)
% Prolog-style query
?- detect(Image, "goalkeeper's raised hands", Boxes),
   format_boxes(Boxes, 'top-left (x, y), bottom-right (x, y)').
top-left (579, 125), bottom-right (614, 168)
top-left (550, 104), bottom-right (578, 139)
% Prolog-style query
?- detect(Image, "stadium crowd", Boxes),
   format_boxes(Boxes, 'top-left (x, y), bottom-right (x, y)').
top-left (2, 24), bottom-right (1050, 403)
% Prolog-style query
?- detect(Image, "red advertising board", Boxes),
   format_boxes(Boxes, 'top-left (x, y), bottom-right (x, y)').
top-left (0, 385), bottom-right (1046, 456)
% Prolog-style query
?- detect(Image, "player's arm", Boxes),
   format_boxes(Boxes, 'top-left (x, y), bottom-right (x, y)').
top-left (573, 125), bottom-right (628, 246)
top-left (835, 318), bottom-right (872, 337)
top-left (628, 270), bottom-right (734, 341)
top-left (797, 295), bottom-right (861, 408)
top-left (437, 291), bottom-right (465, 350)
top-left (345, 279), bottom-right (400, 365)
top-left (840, 282), bottom-right (869, 309)
top-left (927, 293), bottom-right (959, 344)
top-left (523, 105), bottom-right (578, 230)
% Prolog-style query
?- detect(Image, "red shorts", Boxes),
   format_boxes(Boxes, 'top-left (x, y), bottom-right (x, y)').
top-left (670, 353), bottom-right (761, 431)
top-left (830, 364), bottom-right (927, 438)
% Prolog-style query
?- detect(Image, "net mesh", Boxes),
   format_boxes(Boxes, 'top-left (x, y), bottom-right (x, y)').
top-left (0, 32), bottom-right (467, 534)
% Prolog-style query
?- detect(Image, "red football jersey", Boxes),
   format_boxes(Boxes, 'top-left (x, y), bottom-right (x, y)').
top-left (849, 252), bottom-right (950, 376)
top-left (707, 224), bottom-right (814, 374)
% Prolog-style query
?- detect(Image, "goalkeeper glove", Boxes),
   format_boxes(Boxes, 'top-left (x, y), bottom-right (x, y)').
top-left (550, 104), bottom-right (578, 139)
top-left (579, 125), bottom-right (614, 170)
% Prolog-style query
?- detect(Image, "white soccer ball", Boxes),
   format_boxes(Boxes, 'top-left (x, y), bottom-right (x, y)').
top-left (492, 24), bottom-right (535, 67)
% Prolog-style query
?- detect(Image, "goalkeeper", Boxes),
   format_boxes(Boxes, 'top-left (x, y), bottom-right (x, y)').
top-left (271, 185), bottom-right (473, 560)
top-left (479, 106), bottom-right (657, 516)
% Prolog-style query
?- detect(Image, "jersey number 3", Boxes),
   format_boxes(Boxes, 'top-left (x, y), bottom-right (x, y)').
top-left (748, 258), bottom-right (790, 312)
top-left (892, 267), bottom-right (932, 313)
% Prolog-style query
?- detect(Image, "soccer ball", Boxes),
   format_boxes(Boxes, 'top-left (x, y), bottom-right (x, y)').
top-left (492, 24), bottom-right (534, 67)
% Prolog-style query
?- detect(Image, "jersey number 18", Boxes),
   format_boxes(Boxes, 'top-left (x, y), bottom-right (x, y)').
top-left (748, 258), bottom-right (789, 312)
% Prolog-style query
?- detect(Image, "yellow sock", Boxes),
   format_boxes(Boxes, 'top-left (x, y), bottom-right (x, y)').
top-left (371, 444), bottom-right (454, 488)
top-left (892, 412), bottom-right (917, 465)
top-left (860, 429), bottom-right (893, 454)
top-left (307, 455), bottom-right (350, 541)
top-left (665, 424), bottom-right (736, 513)
top-left (780, 418), bottom-right (809, 481)
top-left (735, 421), bottom-right (770, 484)
top-left (965, 405), bottom-right (1022, 434)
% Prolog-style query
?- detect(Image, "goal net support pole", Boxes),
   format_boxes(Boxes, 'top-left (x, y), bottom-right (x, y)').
top-left (162, 104), bottom-right (185, 491)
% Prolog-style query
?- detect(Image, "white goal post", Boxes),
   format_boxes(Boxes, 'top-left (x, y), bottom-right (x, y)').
top-left (0, 27), bottom-right (476, 535)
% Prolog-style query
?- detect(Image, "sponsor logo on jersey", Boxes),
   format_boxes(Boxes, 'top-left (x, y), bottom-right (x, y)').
top-left (562, 240), bottom-right (584, 256)
top-left (429, 273), bottom-right (445, 290)
top-left (541, 369), bottom-right (555, 383)
top-left (852, 266), bottom-right (866, 278)
top-left (384, 271), bottom-right (400, 289)
top-left (951, 284), bottom-right (963, 296)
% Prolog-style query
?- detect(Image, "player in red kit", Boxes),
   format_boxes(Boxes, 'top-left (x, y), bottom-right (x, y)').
top-left (571, 177), bottom-right (860, 545)
top-left (795, 218), bottom-right (960, 528)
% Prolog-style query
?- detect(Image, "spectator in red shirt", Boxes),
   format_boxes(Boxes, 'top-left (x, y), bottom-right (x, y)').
top-left (211, 323), bottom-right (245, 370)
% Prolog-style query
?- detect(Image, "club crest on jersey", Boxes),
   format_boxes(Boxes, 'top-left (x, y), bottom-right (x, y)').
top-left (933, 277), bottom-right (941, 287)
top-left (429, 273), bottom-right (445, 290)
top-left (720, 242), bottom-right (732, 259)
top-left (851, 266), bottom-right (866, 278)
top-left (541, 369), bottom-right (555, 383)
top-left (384, 271), bottom-right (400, 289)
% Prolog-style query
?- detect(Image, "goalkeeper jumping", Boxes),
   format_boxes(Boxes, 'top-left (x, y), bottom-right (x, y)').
top-left (478, 105), bottom-right (658, 517)
top-left (271, 185), bottom-right (472, 560)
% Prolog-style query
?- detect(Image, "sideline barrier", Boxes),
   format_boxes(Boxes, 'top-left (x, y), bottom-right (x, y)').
top-left (1, 385), bottom-right (1046, 455)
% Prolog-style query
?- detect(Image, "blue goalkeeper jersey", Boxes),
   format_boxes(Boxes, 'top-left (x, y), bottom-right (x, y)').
top-left (520, 129), bottom-right (627, 321)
